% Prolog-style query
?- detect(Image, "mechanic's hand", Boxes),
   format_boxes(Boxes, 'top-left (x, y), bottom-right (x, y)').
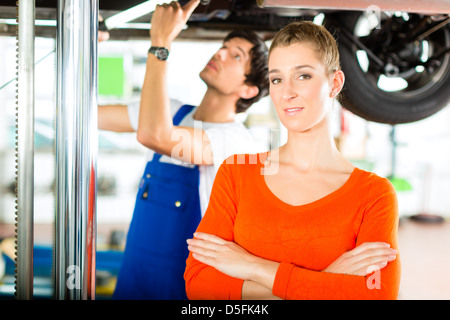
top-left (98, 14), bottom-right (110, 43)
top-left (322, 242), bottom-right (398, 276)
top-left (150, 0), bottom-right (200, 47)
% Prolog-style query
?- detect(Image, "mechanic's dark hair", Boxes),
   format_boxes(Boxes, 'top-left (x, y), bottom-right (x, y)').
top-left (224, 30), bottom-right (269, 113)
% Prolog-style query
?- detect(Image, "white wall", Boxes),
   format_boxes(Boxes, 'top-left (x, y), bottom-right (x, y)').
top-left (342, 105), bottom-right (450, 218)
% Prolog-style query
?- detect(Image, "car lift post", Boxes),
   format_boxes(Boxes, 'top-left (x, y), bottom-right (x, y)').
top-left (54, 0), bottom-right (98, 300)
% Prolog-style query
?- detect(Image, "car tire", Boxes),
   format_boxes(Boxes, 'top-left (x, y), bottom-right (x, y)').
top-left (325, 11), bottom-right (450, 124)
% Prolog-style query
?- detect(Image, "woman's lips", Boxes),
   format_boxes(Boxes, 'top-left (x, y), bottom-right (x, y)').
top-left (284, 107), bottom-right (304, 115)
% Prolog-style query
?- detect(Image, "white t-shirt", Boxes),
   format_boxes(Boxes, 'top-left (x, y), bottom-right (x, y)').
top-left (128, 100), bottom-right (267, 216)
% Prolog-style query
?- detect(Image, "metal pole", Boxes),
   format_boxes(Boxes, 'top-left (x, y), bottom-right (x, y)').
top-left (15, 0), bottom-right (35, 300)
top-left (55, 0), bottom-right (98, 300)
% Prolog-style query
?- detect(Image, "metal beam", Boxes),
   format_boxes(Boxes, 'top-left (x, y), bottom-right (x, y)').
top-left (54, 0), bottom-right (98, 300)
top-left (258, 0), bottom-right (450, 15)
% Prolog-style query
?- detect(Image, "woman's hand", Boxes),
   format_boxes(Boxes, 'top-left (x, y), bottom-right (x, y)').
top-left (187, 232), bottom-right (280, 299)
top-left (187, 232), bottom-right (260, 280)
top-left (322, 242), bottom-right (398, 276)
top-left (187, 232), bottom-right (278, 284)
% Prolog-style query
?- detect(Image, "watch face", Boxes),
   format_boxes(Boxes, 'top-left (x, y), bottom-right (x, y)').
top-left (156, 48), bottom-right (169, 60)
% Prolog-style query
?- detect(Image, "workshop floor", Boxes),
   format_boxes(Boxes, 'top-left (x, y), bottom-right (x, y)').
top-left (397, 218), bottom-right (450, 300)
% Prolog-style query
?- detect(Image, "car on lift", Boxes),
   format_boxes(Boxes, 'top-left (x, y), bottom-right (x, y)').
top-left (177, 0), bottom-right (450, 124)
top-left (1, 0), bottom-right (449, 124)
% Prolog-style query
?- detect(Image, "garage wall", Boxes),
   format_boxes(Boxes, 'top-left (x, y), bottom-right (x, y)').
top-left (341, 104), bottom-right (450, 219)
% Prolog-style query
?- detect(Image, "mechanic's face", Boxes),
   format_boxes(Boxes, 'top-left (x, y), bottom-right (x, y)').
top-left (268, 42), bottom-right (341, 133)
top-left (200, 37), bottom-right (255, 98)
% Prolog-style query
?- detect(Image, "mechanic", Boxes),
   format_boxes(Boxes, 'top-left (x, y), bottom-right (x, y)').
top-left (98, 0), bottom-right (269, 299)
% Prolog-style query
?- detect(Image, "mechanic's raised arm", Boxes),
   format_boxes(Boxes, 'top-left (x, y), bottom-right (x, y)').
top-left (98, 104), bottom-right (135, 132)
top-left (136, 0), bottom-right (213, 165)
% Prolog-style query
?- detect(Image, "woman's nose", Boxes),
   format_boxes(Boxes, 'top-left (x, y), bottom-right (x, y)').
top-left (282, 81), bottom-right (298, 101)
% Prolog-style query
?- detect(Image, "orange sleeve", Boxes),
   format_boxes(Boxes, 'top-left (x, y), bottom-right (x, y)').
top-left (184, 157), bottom-right (244, 299)
top-left (273, 177), bottom-right (401, 300)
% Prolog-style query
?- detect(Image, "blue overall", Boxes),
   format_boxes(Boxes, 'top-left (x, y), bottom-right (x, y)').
top-left (113, 105), bottom-right (201, 300)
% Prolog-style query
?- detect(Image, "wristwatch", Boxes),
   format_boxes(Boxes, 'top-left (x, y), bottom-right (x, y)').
top-left (148, 46), bottom-right (169, 61)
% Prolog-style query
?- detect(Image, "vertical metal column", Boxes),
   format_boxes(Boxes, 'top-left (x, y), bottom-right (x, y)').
top-left (15, 0), bottom-right (35, 300)
top-left (55, 0), bottom-right (98, 300)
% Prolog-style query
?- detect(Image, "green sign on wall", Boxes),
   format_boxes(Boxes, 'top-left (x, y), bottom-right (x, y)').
top-left (98, 56), bottom-right (125, 97)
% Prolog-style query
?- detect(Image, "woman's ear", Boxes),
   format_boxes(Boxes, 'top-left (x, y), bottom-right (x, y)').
top-left (330, 70), bottom-right (345, 98)
top-left (239, 84), bottom-right (259, 100)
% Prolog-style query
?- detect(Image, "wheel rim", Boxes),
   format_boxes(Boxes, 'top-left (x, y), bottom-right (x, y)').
top-left (352, 12), bottom-right (450, 100)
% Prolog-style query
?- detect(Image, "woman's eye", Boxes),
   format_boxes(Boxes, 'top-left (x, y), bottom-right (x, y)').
top-left (298, 74), bottom-right (311, 80)
top-left (270, 78), bottom-right (282, 84)
top-left (234, 54), bottom-right (241, 61)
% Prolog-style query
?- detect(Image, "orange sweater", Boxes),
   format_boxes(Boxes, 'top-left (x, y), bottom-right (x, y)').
top-left (184, 153), bottom-right (401, 300)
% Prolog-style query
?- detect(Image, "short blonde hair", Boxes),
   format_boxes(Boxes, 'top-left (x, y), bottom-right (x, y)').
top-left (269, 21), bottom-right (340, 75)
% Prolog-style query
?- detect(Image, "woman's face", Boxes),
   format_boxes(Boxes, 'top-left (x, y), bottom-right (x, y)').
top-left (268, 42), bottom-right (341, 133)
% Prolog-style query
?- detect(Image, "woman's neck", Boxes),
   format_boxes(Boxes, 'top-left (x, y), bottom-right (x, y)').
top-left (271, 117), bottom-right (351, 173)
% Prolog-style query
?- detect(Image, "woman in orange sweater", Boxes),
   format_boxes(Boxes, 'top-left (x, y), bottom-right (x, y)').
top-left (184, 21), bottom-right (401, 300)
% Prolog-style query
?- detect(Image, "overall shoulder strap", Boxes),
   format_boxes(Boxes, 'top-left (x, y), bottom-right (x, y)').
top-left (172, 104), bottom-right (195, 126)
top-left (152, 104), bottom-right (196, 162)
